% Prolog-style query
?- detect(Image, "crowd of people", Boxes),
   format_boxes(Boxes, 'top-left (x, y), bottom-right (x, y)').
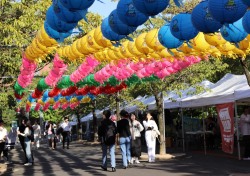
top-left (98, 109), bottom-right (160, 172)
top-left (0, 116), bottom-right (72, 166)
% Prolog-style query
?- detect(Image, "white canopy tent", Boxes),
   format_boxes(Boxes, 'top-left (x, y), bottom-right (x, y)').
top-left (180, 74), bottom-right (248, 108)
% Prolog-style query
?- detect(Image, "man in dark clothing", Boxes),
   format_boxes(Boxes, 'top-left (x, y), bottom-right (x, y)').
top-left (18, 118), bottom-right (28, 163)
top-left (117, 110), bottom-right (132, 169)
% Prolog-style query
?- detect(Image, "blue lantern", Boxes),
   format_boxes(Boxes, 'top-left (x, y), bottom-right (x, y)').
top-left (191, 1), bottom-right (223, 33)
top-left (42, 90), bottom-right (49, 102)
top-left (101, 18), bottom-right (126, 41)
top-left (132, 0), bottom-right (170, 16)
top-left (44, 21), bottom-right (72, 42)
top-left (170, 13), bottom-right (199, 41)
top-left (116, 0), bottom-right (149, 27)
top-left (59, 0), bottom-right (95, 10)
top-left (241, 0), bottom-right (250, 7)
top-left (220, 18), bottom-right (247, 43)
top-left (108, 10), bottom-right (137, 35)
top-left (52, 0), bottom-right (88, 23)
top-left (46, 6), bottom-right (77, 33)
top-left (54, 94), bottom-right (61, 102)
top-left (243, 11), bottom-right (250, 34)
top-left (208, 0), bottom-right (247, 24)
top-left (158, 23), bottom-right (183, 49)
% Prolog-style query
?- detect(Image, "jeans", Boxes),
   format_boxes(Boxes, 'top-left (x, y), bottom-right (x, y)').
top-left (119, 137), bottom-right (131, 167)
top-left (102, 143), bottom-right (116, 168)
top-left (24, 138), bottom-right (32, 163)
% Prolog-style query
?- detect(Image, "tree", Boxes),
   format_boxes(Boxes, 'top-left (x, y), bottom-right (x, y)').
top-left (129, 58), bottom-right (228, 154)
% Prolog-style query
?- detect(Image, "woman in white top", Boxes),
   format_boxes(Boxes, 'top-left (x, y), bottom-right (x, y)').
top-left (32, 121), bottom-right (41, 149)
top-left (143, 112), bottom-right (159, 163)
top-left (17, 120), bottom-right (33, 166)
top-left (130, 113), bottom-right (144, 164)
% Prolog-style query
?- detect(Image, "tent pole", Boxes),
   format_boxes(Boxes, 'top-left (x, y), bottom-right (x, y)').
top-left (235, 102), bottom-right (241, 160)
top-left (202, 107), bottom-right (207, 155)
top-left (181, 108), bottom-right (185, 152)
top-left (162, 92), bottom-right (166, 147)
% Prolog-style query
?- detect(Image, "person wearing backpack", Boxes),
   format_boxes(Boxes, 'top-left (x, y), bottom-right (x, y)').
top-left (117, 110), bottom-right (132, 169)
top-left (98, 110), bottom-right (117, 172)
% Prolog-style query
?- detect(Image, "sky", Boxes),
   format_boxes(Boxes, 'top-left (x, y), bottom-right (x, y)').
top-left (88, 0), bottom-right (118, 18)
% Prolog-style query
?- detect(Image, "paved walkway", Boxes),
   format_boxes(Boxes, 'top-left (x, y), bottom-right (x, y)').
top-left (0, 141), bottom-right (250, 176)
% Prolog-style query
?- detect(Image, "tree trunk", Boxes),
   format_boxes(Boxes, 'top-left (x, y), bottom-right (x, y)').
top-left (76, 114), bottom-right (82, 140)
top-left (116, 92), bottom-right (120, 120)
top-left (92, 100), bottom-right (98, 142)
top-left (154, 92), bottom-right (166, 155)
top-left (240, 58), bottom-right (250, 86)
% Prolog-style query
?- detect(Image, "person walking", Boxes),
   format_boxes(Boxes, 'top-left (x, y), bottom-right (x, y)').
top-left (98, 110), bottom-right (117, 172)
top-left (17, 120), bottom-right (34, 166)
top-left (61, 117), bottom-right (71, 149)
top-left (240, 107), bottom-right (250, 160)
top-left (117, 110), bottom-right (132, 169)
top-left (0, 120), bottom-right (9, 164)
top-left (143, 112), bottom-right (159, 163)
top-left (32, 120), bottom-right (41, 149)
top-left (18, 118), bottom-right (28, 164)
top-left (46, 121), bottom-right (55, 150)
top-left (130, 113), bottom-right (144, 164)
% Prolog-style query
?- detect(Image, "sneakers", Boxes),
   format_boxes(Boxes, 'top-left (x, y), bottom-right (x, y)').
top-left (24, 163), bottom-right (32, 166)
top-left (135, 160), bottom-right (140, 164)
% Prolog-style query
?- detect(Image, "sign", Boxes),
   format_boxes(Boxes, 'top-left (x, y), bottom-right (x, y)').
top-left (216, 102), bottom-right (234, 154)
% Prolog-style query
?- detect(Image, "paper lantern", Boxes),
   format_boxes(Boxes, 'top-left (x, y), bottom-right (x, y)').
top-left (190, 33), bottom-right (210, 52)
top-left (116, 0), bottom-right (149, 27)
top-left (94, 26), bottom-right (112, 48)
top-left (220, 18), bottom-right (247, 43)
top-left (191, 1), bottom-right (222, 33)
top-left (44, 22), bottom-right (72, 42)
top-left (135, 33), bottom-right (154, 55)
top-left (101, 18), bottom-right (126, 41)
top-left (60, 0), bottom-right (95, 10)
top-left (158, 23), bottom-right (183, 49)
top-left (53, 0), bottom-right (87, 23)
top-left (243, 11), bottom-right (250, 34)
top-left (145, 29), bottom-right (165, 51)
top-left (108, 10), bottom-right (137, 35)
top-left (132, 0), bottom-right (170, 16)
top-left (241, 0), bottom-right (250, 6)
top-left (208, 0), bottom-right (247, 24)
top-left (46, 6), bottom-right (77, 33)
top-left (170, 13), bottom-right (198, 41)
top-left (204, 33), bottom-right (226, 46)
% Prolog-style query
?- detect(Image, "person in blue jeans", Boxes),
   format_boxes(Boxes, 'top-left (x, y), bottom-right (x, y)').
top-left (98, 110), bottom-right (117, 172)
top-left (117, 110), bottom-right (132, 169)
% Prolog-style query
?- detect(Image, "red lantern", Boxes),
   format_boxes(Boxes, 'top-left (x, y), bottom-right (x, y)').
top-left (48, 86), bottom-right (61, 97)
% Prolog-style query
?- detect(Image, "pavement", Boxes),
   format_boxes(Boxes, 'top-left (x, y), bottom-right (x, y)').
top-left (0, 141), bottom-right (250, 176)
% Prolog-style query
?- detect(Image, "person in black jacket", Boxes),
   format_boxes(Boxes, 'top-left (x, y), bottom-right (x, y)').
top-left (98, 110), bottom-right (117, 172)
top-left (117, 110), bottom-right (132, 169)
top-left (18, 118), bottom-right (28, 163)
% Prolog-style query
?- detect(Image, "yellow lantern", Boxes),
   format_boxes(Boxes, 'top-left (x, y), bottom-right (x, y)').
top-left (178, 43), bottom-right (194, 54)
top-left (119, 41), bottom-right (134, 58)
top-left (135, 33), bottom-right (154, 55)
top-left (127, 40), bottom-right (144, 57)
top-left (204, 33), bottom-right (226, 47)
top-left (94, 26), bottom-right (112, 48)
top-left (239, 39), bottom-right (249, 51)
top-left (87, 29), bottom-right (103, 50)
top-left (145, 29), bottom-right (165, 51)
top-left (40, 26), bottom-right (57, 47)
top-left (191, 33), bottom-right (210, 52)
top-left (217, 42), bottom-right (236, 52)
top-left (72, 41), bottom-right (85, 58)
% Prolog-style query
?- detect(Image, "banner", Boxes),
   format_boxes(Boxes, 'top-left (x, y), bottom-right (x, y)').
top-left (216, 102), bottom-right (234, 154)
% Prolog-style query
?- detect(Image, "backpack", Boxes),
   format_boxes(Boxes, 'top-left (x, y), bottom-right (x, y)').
top-left (103, 121), bottom-right (116, 146)
top-left (27, 127), bottom-right (34, 142)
